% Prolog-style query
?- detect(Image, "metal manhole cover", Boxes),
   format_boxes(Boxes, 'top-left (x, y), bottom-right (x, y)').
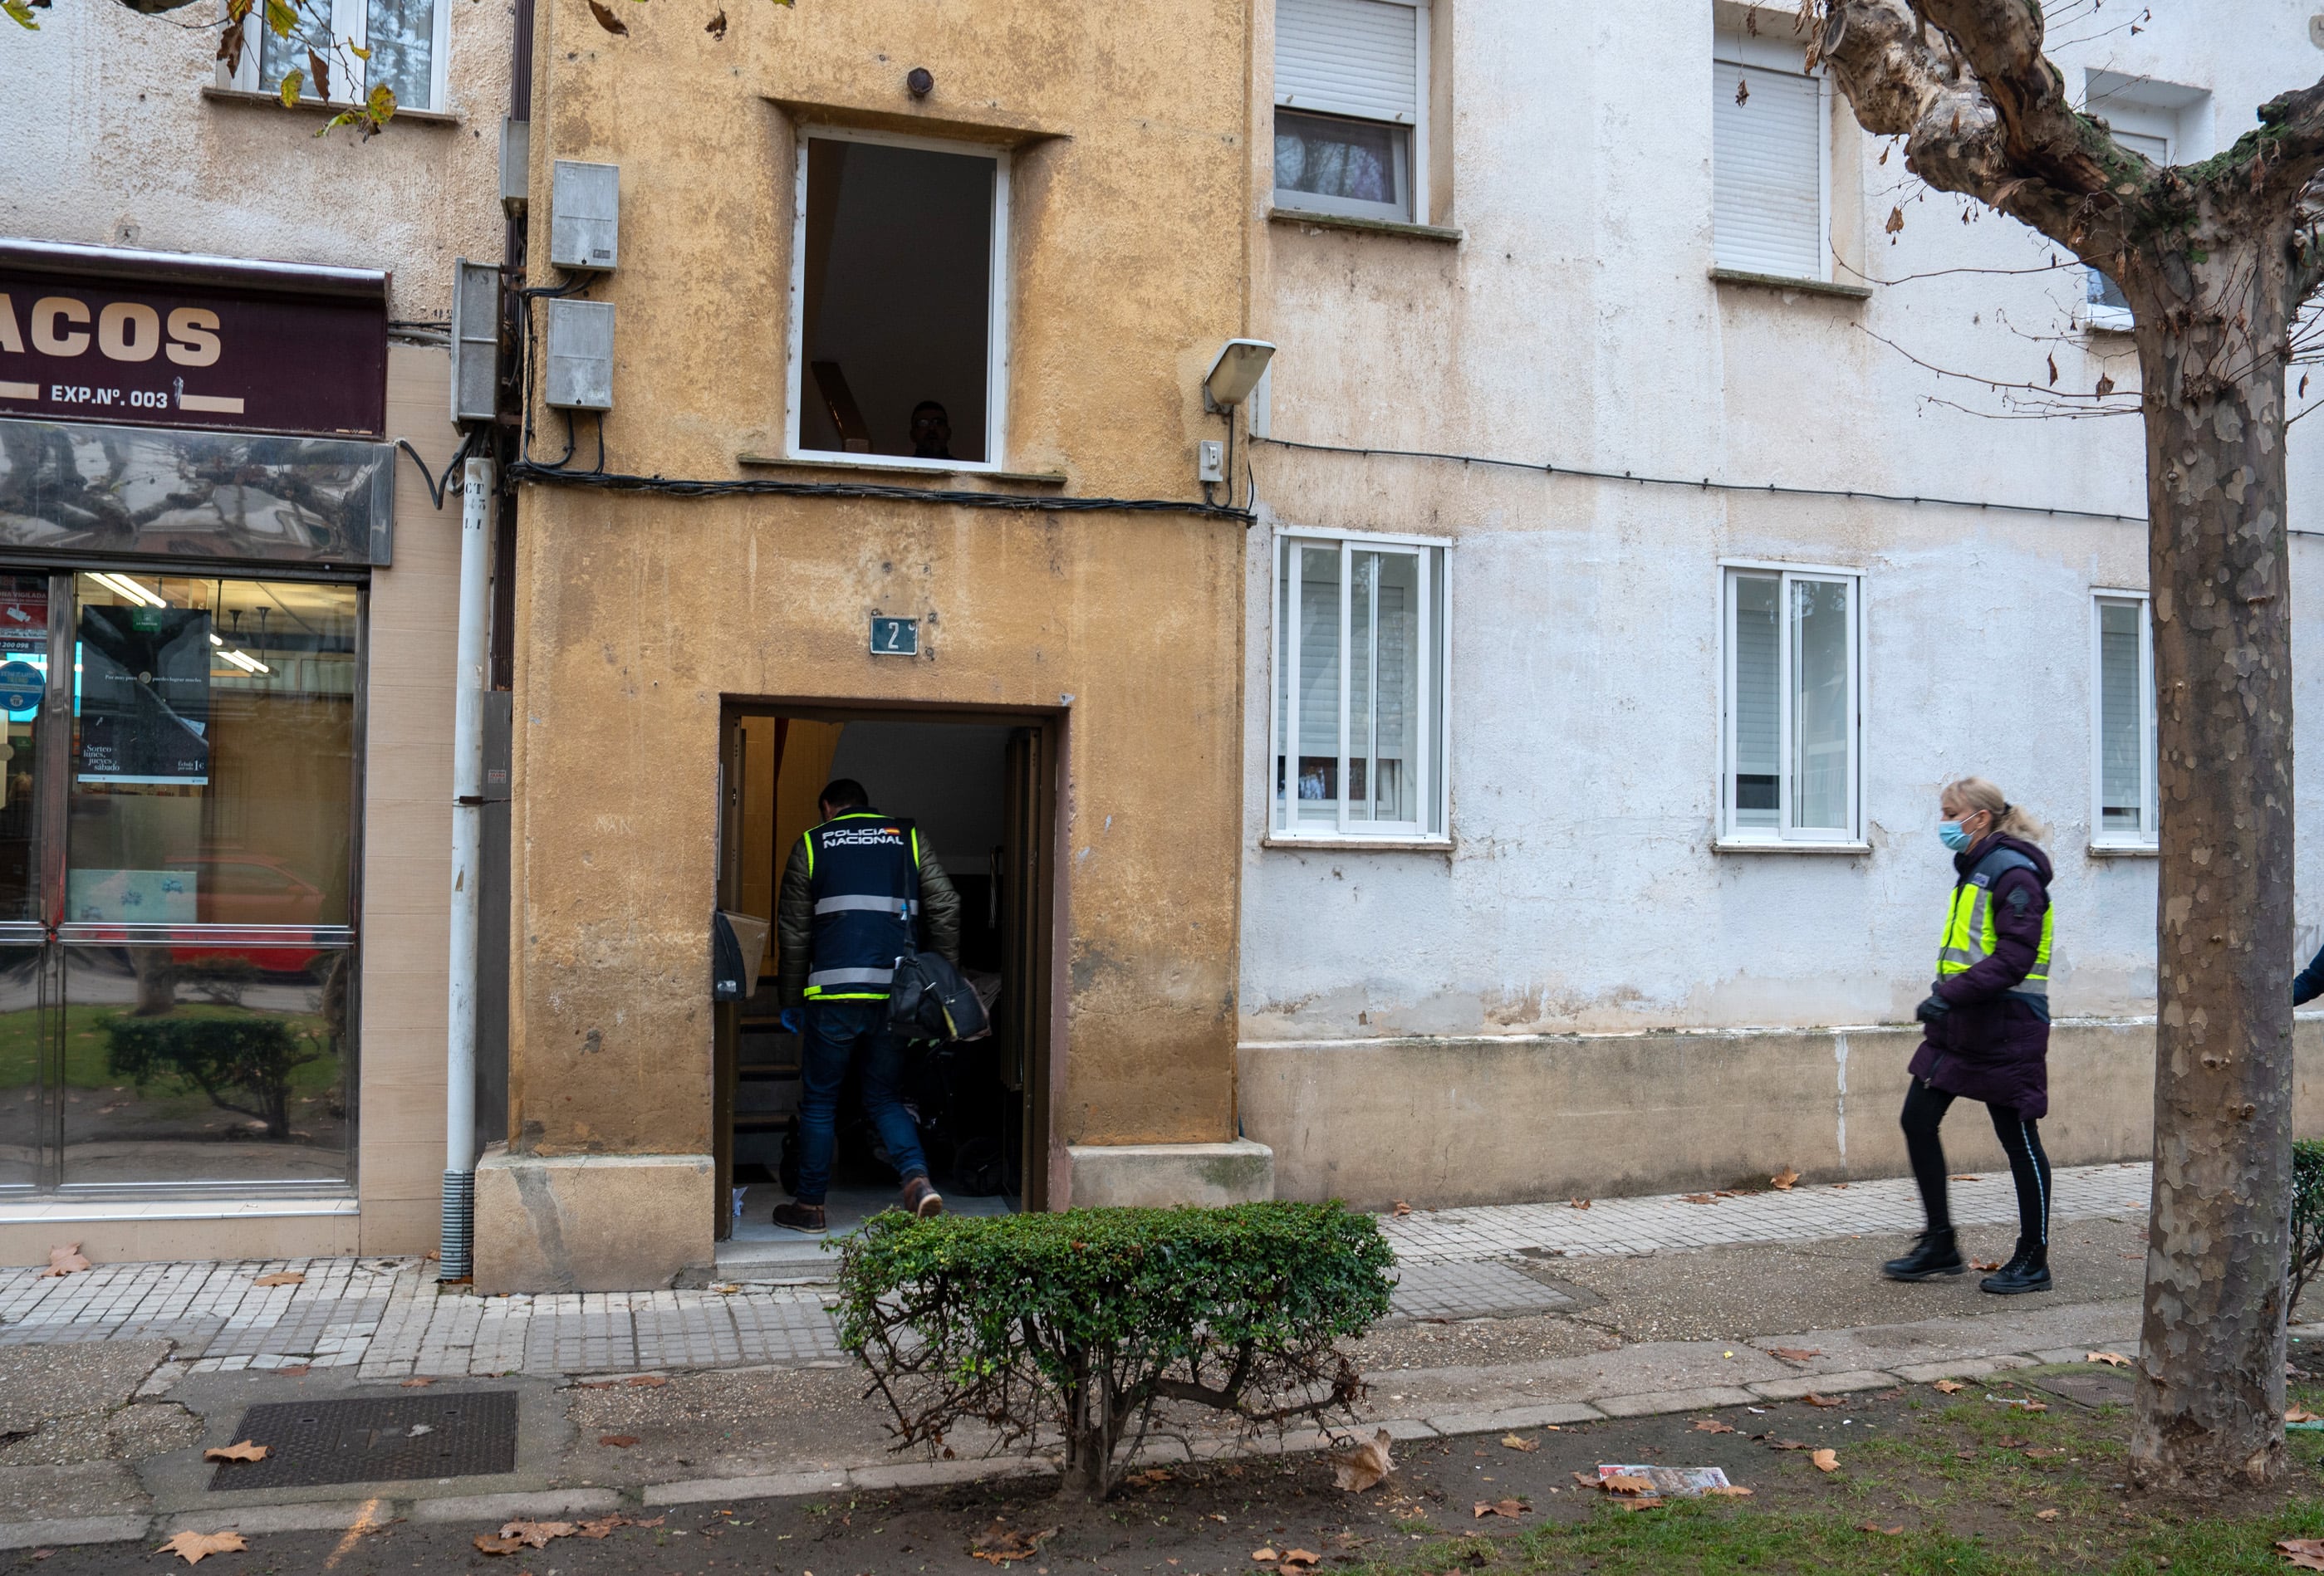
top-left (208, 1391), bottom-right (519, 1490)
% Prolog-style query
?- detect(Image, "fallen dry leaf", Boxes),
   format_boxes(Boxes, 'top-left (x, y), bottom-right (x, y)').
top-left (1802, 1393), bottom-right (1843, 1408)
top-left (575, 1515), bottom-right (660, 1538)
top-left (1280, 1553), bottom-right (1321, 1569)
top-left (1810, 1449), bottom-right (1839, 1473)
top-left (709, 1283), bottom-right (741, 1295)
top-left (400, 1377), bottom-right (435, 1388)
top-left (203, 1441), bottom-right (269, 1463)
top-left (1933, 1379), bottom-right (1967, 1394)
top-left (586, 0), bottom-right (628, 34)
top-left (1770, 1348), bottom-right (1821, 1362)
top-left (1473, 1500), bottom-right (1526, 1519)
top-left (1860, 1522), bottom-right (1905, 1536)
top-left (970, 1524), bottom-right (1060, 1565)
top-left (497, 1520), bottom-right (575, 1548)
top-left (1682, 1192), bottom-right (1718, 1205)
top-left (1251, 1549), bottom-right (1279, 1564)
top-left (2278, 1538), bottom-right (2324, 1571)
top-left (1600, 1475), bottom-right (1657, 1495)
top-left (473, 1534), bottom-right (525, 1556)
top-left (626, 1375), bottom-right (669, 1388)
top-left (1769, 1166), bottom-right (1800, 1191)
top-left (1500, 1433), bottom-right (1539, 1452)
top-left (37, 1244), bottom-right (89, 1278)
top-left (1764, 1437), bottom-right (1808, 1451)
top-left (2292, 1407), bottom-right (2324, 1424)
top-left (2087, 1351), bottom-right (2131, 1368)
top-left (1570, 1197), bottom-right (1591, 1210)
top-left (597, 1434), bottom-right (640, 1448)
top-left (1971, 1259), bottom-right (2005, 1272)
top-left (253, 1272), bottom-right (305, 1287)
top-left (157, 1531), bottom-right (248, 1564)
top-left (1950, 1173), bottom-right (1980, 1182)
top-left (1391, 1201), bottom-right (1412, 1216)
top-left (2035, 1508), bottom-right (2061, 1522)
top-left (1704, 1485), bottom-right (1754, 1498)
top-left (1330, 1428), bottom-right (1395, 1492)
top-left (1692, 1418), bottom-right (1736, 1434)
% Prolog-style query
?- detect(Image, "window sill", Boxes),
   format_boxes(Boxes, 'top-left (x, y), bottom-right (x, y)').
top-left (2088, 842), bottom-right (2159, 859)
top-left (1268, 208), bottom-right (1464, 244)
top-left (738, 453), bottom-right (1067, 487)
top-left (0, 1192), bottom-right (357, 1222)
top-left (1262, 835), bottom-right (1453, 854)
top-left (2082, 312), bottom-right (2137, 336)
top-left (203, 85), bottom-right (461, 125)
top-left (1709, 267), bottom-right (1873, 301)
top-left (1713, 839), bottom-right (1873, 855)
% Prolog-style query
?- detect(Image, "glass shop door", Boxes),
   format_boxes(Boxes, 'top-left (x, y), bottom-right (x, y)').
top-left (0, 569), bottom-right (360, 1199)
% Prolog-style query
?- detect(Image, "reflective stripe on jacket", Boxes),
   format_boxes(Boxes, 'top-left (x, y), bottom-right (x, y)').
top-left (1938, 844), bottom-right (2053, 1014)
top-left (801, 811), bottom-right (922, 1001)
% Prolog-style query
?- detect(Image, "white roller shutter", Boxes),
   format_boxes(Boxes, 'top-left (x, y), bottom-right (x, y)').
top-left (1713, 58), bottom-right (1824, 280)
top-left (1277, 0), bottom-right (1419, 125)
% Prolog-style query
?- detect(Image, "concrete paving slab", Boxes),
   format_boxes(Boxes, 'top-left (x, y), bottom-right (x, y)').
top-left (1414, 1402), bottom-right (1603, 1436)
top-left (1592, 1386), bottom-right (1761, 1417)
top-left (405, 1487), bottom-right (622, 1522)
top-left (0, 1515), bottom-right (150, 1551)
top-left (1748, 1369), bottom-right (1897, 1401)
top-left (159, 1500), bottom-right (378, 1535)
top-left (644, 1472), bottom-right (851, 1505)
top-left (1891, 1354), bottom-right (2037, 1383)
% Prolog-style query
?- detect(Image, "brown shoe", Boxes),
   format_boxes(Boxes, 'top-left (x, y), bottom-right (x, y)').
top-left (901, 1177), bottom-right (945, 1219)
top-left (771, 1201), bottom-right (826, 1235)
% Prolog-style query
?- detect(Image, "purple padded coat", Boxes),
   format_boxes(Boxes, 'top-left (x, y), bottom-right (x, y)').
top-left (1906, 832), bottom-right (2053, 1120)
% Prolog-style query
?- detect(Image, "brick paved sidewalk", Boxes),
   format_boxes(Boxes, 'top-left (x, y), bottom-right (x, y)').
top-left (0, 1161), bottom-right (2151, 1376)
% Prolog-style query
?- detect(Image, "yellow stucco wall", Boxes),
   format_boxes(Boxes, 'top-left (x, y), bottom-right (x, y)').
top-left (505, 1), bottom-right (1255, 1184)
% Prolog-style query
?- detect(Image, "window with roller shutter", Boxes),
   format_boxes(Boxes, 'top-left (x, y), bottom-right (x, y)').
top-left (1273, 0), bottom-right (1427, 224)
top-left (1712, 51), bottom-right (1828, 282)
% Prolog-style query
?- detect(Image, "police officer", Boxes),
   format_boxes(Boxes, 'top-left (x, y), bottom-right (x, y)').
top-left (1883, 777), bottom-right (2057, 1295)
top-left (771, 778), bottom-right (962, 1233)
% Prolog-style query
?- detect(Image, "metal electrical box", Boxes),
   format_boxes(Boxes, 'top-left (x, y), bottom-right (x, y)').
top-left (549, 159), bottom-right (620, 271)
top-left (449, 258), bottom-right (500, 426)
top-left (544, 299), bottom-right (615, 410)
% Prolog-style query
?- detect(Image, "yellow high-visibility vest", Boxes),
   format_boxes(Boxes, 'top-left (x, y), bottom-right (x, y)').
top-left (1937, 845), bottom-right (2052, 1010)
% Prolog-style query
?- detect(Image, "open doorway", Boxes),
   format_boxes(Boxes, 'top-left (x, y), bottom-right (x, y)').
top-left (714, 708), bottom-right (1055, 1265)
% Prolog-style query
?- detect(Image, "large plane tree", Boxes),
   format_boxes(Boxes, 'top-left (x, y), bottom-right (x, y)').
top-left (1810, 0), bottom-right (2322, 1490)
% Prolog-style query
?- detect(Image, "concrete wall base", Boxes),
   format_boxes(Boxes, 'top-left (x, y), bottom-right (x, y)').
top-left (1065, 1139), bottom-right (1276, 1208)
top-left (473, 1150), bottom-right (713, 1292)
top-left (1239, 1018), bottom-right (2324, 1211)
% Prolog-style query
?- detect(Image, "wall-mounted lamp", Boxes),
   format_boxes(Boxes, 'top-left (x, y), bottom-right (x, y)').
top-left (1204, 339), bottom-right (1277, 412)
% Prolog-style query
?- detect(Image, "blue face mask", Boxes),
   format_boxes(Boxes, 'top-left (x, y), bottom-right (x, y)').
top-left (1938, 820), bottom-right (1973, 853)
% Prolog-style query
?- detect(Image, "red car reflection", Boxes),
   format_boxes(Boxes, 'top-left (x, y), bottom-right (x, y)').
top-left (167, 853), bottom-right (329, 972)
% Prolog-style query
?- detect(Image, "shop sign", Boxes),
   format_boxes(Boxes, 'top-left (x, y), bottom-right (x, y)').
top-left (0, 252), bottom-right (386, 438)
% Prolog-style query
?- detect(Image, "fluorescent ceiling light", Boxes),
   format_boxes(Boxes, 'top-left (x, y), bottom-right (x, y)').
top-left (90, 572), bottom-right (166, 608)
top-left (219, 649), bottom-right (270, 675)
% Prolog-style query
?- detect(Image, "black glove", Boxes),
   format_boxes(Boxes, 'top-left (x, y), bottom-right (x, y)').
top-left (1915, 990), bottom-right (1953, 1025)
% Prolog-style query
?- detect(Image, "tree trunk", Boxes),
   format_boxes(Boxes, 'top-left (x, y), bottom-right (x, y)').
top-left (130, 947), bottom-right (175, 1017)
top-left (2129, 230), bottom-right (2298, 1492)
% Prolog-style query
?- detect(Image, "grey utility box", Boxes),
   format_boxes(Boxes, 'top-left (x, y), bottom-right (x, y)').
top-left (549, 159), bottom-right (619, 271)
top-left (499, 117), bottom-right (531, 215)
top-left (544, 299), bottom-right (615, 410)
top-left (449, 257), bottom-right (500, 426)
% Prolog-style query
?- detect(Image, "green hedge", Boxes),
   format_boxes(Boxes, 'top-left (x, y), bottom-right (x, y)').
top-left (836, 1201), bottom-right (1394, 1497)
top-left (2292, 1139), bottom-right (2324, 1319)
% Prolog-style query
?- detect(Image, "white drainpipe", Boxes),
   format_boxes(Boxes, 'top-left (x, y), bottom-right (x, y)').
top-left (440, 454), bottom-right (493, 1280)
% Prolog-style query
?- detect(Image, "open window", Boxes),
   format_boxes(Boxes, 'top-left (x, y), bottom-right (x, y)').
top-left (789, 130), bottom-right (1010, 469)
top-left (227, 0), bottom-right (450, 115)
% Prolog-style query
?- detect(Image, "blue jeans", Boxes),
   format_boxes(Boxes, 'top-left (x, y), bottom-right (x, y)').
top-left (794, 1001), bottom-right (926, 1204)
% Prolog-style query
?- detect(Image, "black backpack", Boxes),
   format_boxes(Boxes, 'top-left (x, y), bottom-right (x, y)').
top-left (886, 951), bottom-right (991, 1044)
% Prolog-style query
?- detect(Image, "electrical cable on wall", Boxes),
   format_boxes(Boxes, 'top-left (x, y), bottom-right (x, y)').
top-left (1253, 433), bottom-right (2324, 537)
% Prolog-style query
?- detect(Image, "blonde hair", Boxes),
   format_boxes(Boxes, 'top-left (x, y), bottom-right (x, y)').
top-left (1942, 776), bottom-right (2050, 847)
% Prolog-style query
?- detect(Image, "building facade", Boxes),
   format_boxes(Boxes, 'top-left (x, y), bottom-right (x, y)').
top-left (0, 0), bottom-right (509, 1264)
top-left (1235, 0), bottom-right (2324, 1207)
top-left (477, 0), bottom-right (1265, 1290)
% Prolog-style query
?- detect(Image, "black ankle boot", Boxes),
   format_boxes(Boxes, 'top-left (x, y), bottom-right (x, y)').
top-left (1979, 1240), bottom-right (2052, 1295)
top-left (1881, 1227), bottom-right (1964, 1281)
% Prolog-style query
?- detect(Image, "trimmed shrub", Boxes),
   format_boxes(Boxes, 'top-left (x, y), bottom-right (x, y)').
top-left (105, 1016), bottom-right (321, 1140)
top-left (2291, 1139), bottom-right (2324, 1320)
top-left (836, 1201), bottom-right (1395, 1499)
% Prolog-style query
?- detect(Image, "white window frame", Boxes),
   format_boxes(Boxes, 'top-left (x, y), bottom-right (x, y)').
top-left (2091, 590), bottom-right (2158, 849)
top-left (785, 125), bottom-right (1012, 475)
top-left (224, 0), bottom-right (453, 115)
top-left (1711, 29), bottom-right (1833, 285)
top-left (1271, 0), bottom-right (1430, 226)
top-left (1718, 560), bottom-right (1863, 848)
top-left (1269, 525), bottom-right (1450, 844)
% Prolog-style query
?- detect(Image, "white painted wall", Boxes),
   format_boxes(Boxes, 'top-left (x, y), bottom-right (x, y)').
top-left (1242, 0), bottom-right (2324, 1044)
top-left (0, 0), bottom-right (508, 321)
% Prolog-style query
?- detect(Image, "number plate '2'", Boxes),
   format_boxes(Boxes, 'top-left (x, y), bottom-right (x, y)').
top-left (870, 616), bottom-right (919, 657)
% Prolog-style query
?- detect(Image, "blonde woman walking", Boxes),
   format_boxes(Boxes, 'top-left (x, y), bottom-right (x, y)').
top-left (1882, 777), bottom-right (2057, 1295)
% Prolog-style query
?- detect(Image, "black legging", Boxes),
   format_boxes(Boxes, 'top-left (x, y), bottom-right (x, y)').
top-left (1900, 1079), bottom-right (2052, 1248)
